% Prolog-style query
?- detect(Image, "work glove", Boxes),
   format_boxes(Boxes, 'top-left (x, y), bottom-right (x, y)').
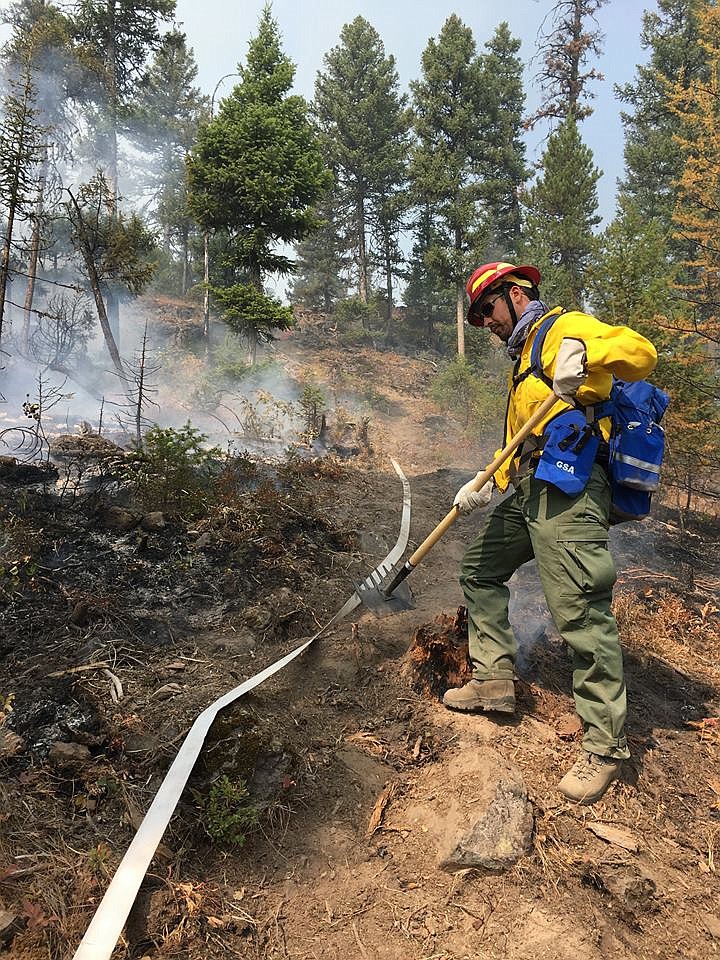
top-left (453, 474), bottom-right (493, 514)
top-left (553, 338), bottom-right (587, 403)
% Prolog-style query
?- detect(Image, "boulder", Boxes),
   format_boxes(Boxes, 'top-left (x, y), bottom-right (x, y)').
top-left (437, 749), bottom-right (533, 873)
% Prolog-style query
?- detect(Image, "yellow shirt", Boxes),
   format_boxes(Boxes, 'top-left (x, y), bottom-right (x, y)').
top-left (494, 307), bottom-right (658, 492)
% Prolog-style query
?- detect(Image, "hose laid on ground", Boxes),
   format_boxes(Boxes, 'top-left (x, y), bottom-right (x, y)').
top-left (72, 459), bottom-right (411, 960)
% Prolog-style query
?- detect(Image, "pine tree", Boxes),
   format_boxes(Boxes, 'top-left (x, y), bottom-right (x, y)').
top-left (410, 14), bottom-right (486, 356)
top-left (131, 29), bottom-right (208, 293)
top-left (287, 190), bottom-right (349, 313)
top-left (0, 51), bottom-right (46, 343)
top-left (2, 0), bottom-right (78, 352)
top-left (617, 0), bottom-right (706, 229)
top-left (478, 22), bottom-right (528, 255)
top-left (314, 16), bottom-right (410, 307)
top-left (65, 173), bottom-right (156, 374)
top-left (72, 0), bottom-right (176, 194)
top-left (403, 206), bottom-right (455, 348)
top-left (187, 4), bottom-right (330, 362)
top-left (587, 196), bottom-right (674, 336)
top-left (526, 0), bottom-right (608, 128)
top-left (521, 116), bottom-right (601, 306)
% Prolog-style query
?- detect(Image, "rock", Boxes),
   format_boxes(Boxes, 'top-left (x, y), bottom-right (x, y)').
top-left (704, 914), bottom-right (720, 940)
top-left (49, 741), bottom-right (91, 767)
top-left (0, 728), bottom-right (25, 759)
top-left (152, 682), bottom-right (183, 700)
top-left (101, 506), bottom-right (142, 532)
top-left (582, 854), bottom-right (659, 924)
top-left (438, 750), bottom-right (533, 873)
top-left (0, 908), bottom-right (22, 948)
top-left (141, 511), bottom-right (166, 532)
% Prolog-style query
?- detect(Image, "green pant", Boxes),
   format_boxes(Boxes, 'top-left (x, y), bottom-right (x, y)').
top-left (460, 464), bottom-right (630, 760)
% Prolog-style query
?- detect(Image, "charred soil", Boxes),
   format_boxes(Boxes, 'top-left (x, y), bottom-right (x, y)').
top-left (0, 330), bottom-right (719, 960)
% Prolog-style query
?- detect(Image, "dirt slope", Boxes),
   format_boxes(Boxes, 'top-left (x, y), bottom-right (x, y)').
top-left (0, 332), bottom-right (719, 960)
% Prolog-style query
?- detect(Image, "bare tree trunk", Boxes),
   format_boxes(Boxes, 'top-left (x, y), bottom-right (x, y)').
top-left (456, 281), bottom-right (465, 356)
top-left (66, 187), bottom-right (123, 376)
top-left (384, 230), bottom-right (393, 333)
top-left (357, 197), bottom-right (368, 306)
top-left (455, 227), bottom-right (465, 356)
top-left (105, 6), bottom-right (121, 348)
top-left (22, 174), bottom-right (45, 353)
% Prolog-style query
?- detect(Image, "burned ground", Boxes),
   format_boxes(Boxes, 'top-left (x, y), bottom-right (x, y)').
top-left (0, 330), bottom-right (719, 960)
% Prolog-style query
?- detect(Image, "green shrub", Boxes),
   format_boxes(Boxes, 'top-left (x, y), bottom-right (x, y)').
top-left (202, 775), bottom-right (259, 847)
top-left (430, 356), bottom-right (505, 433)
top-left (129, 422), bottom-right (219, 513)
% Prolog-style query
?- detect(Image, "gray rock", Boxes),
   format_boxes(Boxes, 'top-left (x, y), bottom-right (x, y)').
top-left (141, 511), bottom-right (166, 532)
top-left (49, 741), bottom-right (91, 767)
top-left (102, 506), bottom-right (142, 532)
top-left (437, 749), bottom-right (533, 873)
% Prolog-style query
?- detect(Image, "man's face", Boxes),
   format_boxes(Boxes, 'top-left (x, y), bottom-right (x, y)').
top-left (477, 286), bottom-right (515, 342)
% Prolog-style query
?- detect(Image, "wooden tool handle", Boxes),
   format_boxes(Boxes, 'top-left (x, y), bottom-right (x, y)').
top-left (406, 391), bottom-right (560, 567)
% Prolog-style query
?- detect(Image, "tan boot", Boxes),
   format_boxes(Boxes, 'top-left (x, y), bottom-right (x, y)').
top-left (558, 751), bottom-right (622, 804)
top-left (442, 679), bottom-right (515, 714)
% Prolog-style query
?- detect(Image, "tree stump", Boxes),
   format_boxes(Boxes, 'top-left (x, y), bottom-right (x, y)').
top-left (402, 606), bottom-right (472, 700)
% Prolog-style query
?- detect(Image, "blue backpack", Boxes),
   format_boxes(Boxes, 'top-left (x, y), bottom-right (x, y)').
top-left (527, 313), bottom-right (670, 523)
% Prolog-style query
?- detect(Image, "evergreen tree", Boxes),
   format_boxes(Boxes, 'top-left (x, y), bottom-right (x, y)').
top-left (0, 51), bottom-right (46, 343)
top-left (587, 196), bottom-right (674, 336)
top-left (314, 16), bottom-right (410, 307)
top-left (521, 115), bottom-right (601, 306)
top-left (527, 0), bottom-right (608, 129)
top-left (131, 29), bottom-right (207, 293)
top-left (65, 172), bottom-right (156, 374)
top-left (410, 14), bottom-right (486, 356)
top-left (72, 0), bottom-right (176, 194)
top-left (288, 189), bottom-right (349, 313)
top-left (479, 22), bottom-right (527, 255)
top-left (187, 5), bottom-right (329, 362)
top-left (617, 0), bottom-right (706, 229)
top-left (1, 1), bottom-right (76, 350)
top-left (403, 206), bottom-right (455, 348)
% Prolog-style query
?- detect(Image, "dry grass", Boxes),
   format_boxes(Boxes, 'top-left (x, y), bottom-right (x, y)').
top-left (614, 588), bottom-right (720, 686)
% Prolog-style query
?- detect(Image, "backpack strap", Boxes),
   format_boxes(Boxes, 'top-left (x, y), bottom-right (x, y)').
top-left (511, 309), bottom-right (563, 391)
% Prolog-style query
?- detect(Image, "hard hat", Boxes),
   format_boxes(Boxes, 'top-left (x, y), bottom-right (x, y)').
top-left (466, 261), bottom-right (541, 326)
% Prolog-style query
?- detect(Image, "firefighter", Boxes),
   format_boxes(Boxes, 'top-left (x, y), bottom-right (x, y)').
top-left (444, 261), bottom-right (657, 804)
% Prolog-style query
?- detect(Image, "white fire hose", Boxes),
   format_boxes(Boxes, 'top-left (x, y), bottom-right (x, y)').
top-left (73, 460), bottom-right (411, 960)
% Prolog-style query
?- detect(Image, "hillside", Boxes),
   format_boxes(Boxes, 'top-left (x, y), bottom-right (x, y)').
top-left (0, 324), bottom-right (719, 960)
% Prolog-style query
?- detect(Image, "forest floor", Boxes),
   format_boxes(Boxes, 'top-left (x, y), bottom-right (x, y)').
top-left (1, 312), bottom-right (720, 960)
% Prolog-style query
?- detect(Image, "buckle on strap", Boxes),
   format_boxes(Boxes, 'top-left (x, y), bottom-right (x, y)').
top-left (509, 431), bottom-right (546, 484)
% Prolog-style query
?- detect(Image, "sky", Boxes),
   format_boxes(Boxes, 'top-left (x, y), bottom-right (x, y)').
top-left (174, 0), bottom-right (658, 227)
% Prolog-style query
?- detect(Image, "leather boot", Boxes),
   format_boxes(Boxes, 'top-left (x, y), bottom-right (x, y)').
top-left (442, 678), bottom-right (515, 714)
top-left (558, 750), bottom-right (622, 804)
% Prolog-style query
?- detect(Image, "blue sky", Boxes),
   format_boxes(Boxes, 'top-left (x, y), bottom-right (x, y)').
top-left (175, 0), bottom-right (657, 226)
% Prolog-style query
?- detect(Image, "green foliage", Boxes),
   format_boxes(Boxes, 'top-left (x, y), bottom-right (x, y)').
top-left (212, 283), bottom-right (294, 355)
top-left (429, 356), bottom-right (504, 433)
top-left (187, 6), bottom-right (330, 281)
top-left (521, 116), bottom-right (601, 307)
top-left (314, 16), bottom-right (411, 304)
top-left (298, 383), bottom-right (326, 438)
top-left (334, 296), bottom-right (379, 331)
top-left (288, 188), bottom-right (350, 312)
top-left (66, 172), bottom-right (157, 293)
top-left (128, 422), bottom-right (218, 513)
top-left (617, 0), bottom-right (706, 231)
top-left (587, 196), bottom-right (675, 335)
top-left (478, 22), bottom-right (528, 254)
top-left (202, 775), bottom-right (259, 847)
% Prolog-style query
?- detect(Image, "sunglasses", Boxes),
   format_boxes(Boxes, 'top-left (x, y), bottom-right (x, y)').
top-left (478, 290), bottom-right (504, 319)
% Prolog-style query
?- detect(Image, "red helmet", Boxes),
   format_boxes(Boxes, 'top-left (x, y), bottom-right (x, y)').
top-left (466, 261), bottom-right (541, 326)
